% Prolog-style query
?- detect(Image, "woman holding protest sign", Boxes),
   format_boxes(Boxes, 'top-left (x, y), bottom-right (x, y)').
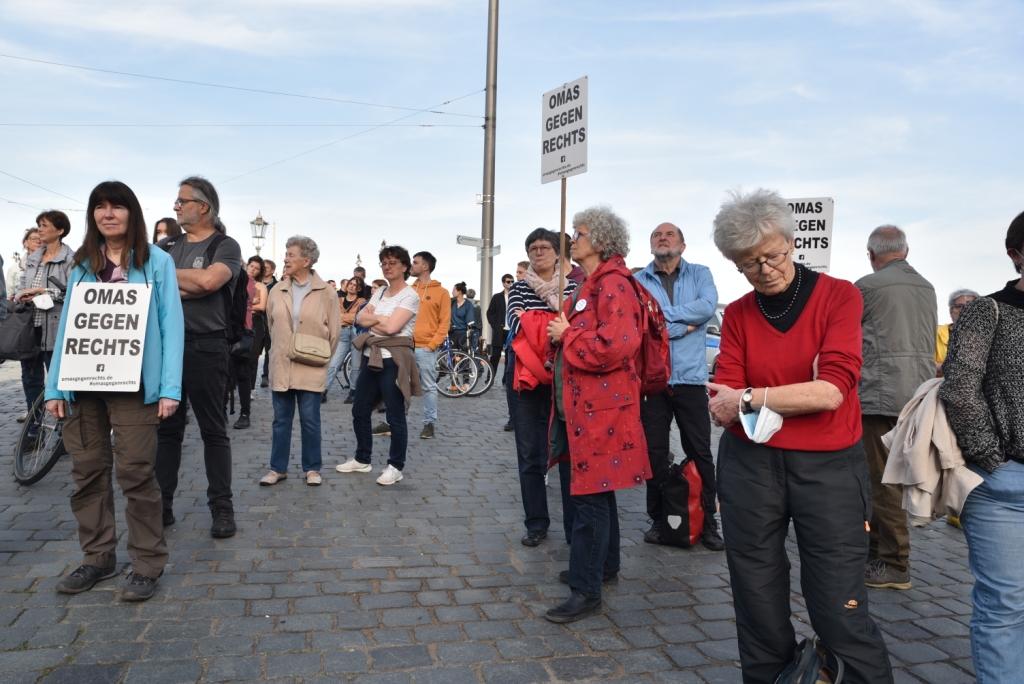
top-left (44, 181), bottom-right (184, 602)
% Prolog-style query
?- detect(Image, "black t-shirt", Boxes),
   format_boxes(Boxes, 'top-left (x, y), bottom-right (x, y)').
top-left (754, 263), bottom-right (820, 333)
top-left (160, 232), bottom-right (242, 333)
top-left (989, 279), bottom-right (1024, 311)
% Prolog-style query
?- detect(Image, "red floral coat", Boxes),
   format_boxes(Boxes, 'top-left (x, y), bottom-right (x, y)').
top-left (550, 255), bottom-right (651, 496)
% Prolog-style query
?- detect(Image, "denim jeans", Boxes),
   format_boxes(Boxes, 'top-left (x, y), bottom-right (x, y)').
top-left (567, 491), bottom-right (620, 599)
top-left (414, 346), bottom-right (438, 425)
top-left (155, 338), bottom-right (233, 512)
top-left (352, 356), bottom-right (408, 470)
top-left (961, 461), bottom-right (1024, 683)
top-left (270, 389), bottom-right (322, 473)
top-left (325, 326), bottom-right (360, 391)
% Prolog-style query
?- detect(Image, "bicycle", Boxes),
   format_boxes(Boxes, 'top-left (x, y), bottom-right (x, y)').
top-left (435, 335), bottom-right (478, 398)
top-left (14, 385), bottom-right (67, 485)
top-left (463, 325), bottom-right (495, 397)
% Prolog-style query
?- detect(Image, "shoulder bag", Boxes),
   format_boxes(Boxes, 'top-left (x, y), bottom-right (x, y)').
top-left (0, 305), bottom-right (40, 361)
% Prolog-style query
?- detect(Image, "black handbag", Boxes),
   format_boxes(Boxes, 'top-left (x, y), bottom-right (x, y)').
top-left (0, 305), bottom-right (40, 361)
top-left (774, 637), bottom-right (844, 684)
top-left (229, 329), bottom-right (254, 360)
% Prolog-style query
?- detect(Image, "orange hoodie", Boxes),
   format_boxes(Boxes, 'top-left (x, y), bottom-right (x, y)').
top-left (412, 279), bottom-right (451, 350)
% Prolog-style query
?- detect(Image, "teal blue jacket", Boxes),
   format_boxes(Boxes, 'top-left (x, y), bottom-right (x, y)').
top-left (45, 247), bottom-right (184, 405)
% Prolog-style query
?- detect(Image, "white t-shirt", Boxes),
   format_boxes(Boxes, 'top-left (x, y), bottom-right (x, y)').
top-left (363, 284), bottom-right (420, 359)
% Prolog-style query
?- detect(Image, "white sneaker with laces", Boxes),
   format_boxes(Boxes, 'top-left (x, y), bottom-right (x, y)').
top-left (336, 458), bottom-right (372, 473)
top-left (376, 465), bottom-right (404, 486)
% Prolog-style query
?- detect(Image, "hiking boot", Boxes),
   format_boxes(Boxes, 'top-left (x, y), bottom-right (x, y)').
top-left (343, 390), bottom-right (355, 404)
top-left (336, 458), bottom-right (372, 473)
top-left (233, 414), bottom-right (250, 430)
top-left (420, 423), bottom-right (434, 439)
top-left (210, 502), bottom-right (236, 538)
top-left (162, 509), bottom-right (175, 527)
top-left (701, 516), bottom-right (726, 552)
top-left (56, 564), bottom-right (118, 594)
top-left (643, 520), bottom-right (664, 545)
top-left (376, 465), bottom-right (404, 486)
top-left (121, 571), bottom-right (158, 602)
top-left (372, 422), bottom-right (391, 436)
top-left (864, 558), bottom-right (911, 589)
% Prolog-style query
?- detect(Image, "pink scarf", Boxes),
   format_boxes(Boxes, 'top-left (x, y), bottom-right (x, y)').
top-left (524, 264), bottom-right (563, 312)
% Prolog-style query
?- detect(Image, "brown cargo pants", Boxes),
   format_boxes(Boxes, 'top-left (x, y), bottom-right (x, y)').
top-left (862, 414), bottom-right (910, 572)
top-left (64, 391), bottom-right (168, 579)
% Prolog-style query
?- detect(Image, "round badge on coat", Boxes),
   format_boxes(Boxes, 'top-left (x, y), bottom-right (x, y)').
top-left (575, 299), bottom-right (587, 312)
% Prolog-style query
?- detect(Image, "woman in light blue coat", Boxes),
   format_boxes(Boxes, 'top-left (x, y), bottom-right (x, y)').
top-left (44, 181), bottom-right (184, 602)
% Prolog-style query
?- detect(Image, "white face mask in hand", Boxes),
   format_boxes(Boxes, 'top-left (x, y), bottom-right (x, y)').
top-left (739, 388), bottom-right (783, 444)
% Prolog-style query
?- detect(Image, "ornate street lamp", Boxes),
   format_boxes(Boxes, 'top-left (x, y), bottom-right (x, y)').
top-left (250, 212), bottom-right (269, 255)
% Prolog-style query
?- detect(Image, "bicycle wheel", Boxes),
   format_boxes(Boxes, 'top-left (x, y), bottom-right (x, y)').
top-left (341, 350), bottom-right (353, 388)
top-left (436, 352), bottom-right (478, 398)
top-left (14, 393), bottom-right (67, 486)
top-left (467, 356), bottom-right (494, 397)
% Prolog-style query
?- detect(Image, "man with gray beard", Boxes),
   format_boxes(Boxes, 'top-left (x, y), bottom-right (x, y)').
top-left (634, 223), bottom-right (723, 551)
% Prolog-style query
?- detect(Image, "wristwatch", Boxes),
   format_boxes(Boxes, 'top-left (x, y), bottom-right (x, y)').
top-left (741, 387), bottom-right (754, 414)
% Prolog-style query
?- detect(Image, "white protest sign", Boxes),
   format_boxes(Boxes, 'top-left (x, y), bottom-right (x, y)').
top-left (57, 283), bottom-right (151, 392)
top-left (786, 197), bottom-right (834, 273)
top-left (541, 76), bottom-right (588, 184)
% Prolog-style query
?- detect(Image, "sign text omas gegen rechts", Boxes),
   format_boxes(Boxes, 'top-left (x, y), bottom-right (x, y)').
top-left (541, 76), bottom-right (588, 184)
top-left (57, 282), bottom-right (151, 392)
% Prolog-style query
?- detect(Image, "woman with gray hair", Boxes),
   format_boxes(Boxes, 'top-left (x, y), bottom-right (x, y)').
top-left (705, 189), bottom-right (892, 682)
top-left (935, 287), bottom-right (980, 377)
top-left (543, 206), bottom-right (651, 623)
top-left (261, 236), bottom-right (340, 487)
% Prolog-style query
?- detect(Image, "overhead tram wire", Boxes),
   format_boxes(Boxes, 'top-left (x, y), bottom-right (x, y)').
top-left (0, 53), bottom-right (483, 120)
top-left (218, 88), bottom-right (484, 186)
top-left (0, 123), bottom-right (482, 128)
top-left (0, 170), bottom-right (83, 204)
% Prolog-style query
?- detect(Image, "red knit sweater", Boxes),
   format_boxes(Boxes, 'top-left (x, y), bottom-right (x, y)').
top-left (715, 274), bottom-right (864, 451)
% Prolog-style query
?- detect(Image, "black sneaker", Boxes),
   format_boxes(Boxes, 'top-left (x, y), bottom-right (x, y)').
top-left (321, 392), bottom-right (328, 404)
top-left (643, 520), bottom-right (663, 545)
top-left (343, 390), bottom-right (355, 405)
top-left (211, 502), bottom-right (236, 538)
top-left (504, 420), bottom-right (514, 432)
top-left (701, 516), bottom-right (726, 552)
top-left (420, 423), bottom-right (434, 439)
top-left (162, 509), bottom-right (175, 527)
top-left (372, 422), bottom-right (391, 437)
top-left (260, 377), bottom-right (269, 388)
top-left (233, 415), bottom-right (250, 430)
top-left (55, 564), bottom-right (118, 594)
top-left (121, 571), bottom-right (158, 602)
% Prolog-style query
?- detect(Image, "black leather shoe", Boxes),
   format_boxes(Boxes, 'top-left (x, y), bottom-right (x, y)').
top-left (701, 516), bottom-right (726, 552)
top-left (503, 420), bottom-right (514, 432)
top-left (643, 520), bottom-right (663, 545)
top-left (211, 502), bottom-right (236, 538)
top-left (545, 591), bottom-right (603, 623)
top-left (343, 390), bottom-right (355, 405)
top-left (521, 530), bottom-right (547, 547)
top-left (559, 570), bottom-right (618, 585)
top-left (55, 564), bottom-right (118, 594)
top-left (233, 415), bottom-right (250, 430)
top-left (162, 509), bottom-right (175, 527)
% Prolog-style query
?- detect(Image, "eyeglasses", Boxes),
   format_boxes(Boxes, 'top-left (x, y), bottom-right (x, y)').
top-left (379, 260), bottom-right (402, 268)
top-left (736, 248), bottom-right (790, 275)
top-left (173, 198), bottom-right (203, 208)
top-left (572, 229), bottom-right (590, 241)
top-left (527, 245), bottom-right (553, 255)
top-left (951, 301), bottom-right (974, 311)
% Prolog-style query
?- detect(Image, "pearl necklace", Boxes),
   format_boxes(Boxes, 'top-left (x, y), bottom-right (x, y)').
top-left (757, 267), bottom-right (802, 320)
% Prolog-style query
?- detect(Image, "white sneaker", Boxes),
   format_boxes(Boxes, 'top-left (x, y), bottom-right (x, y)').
top-left (336, 458), bottom-right (372, 473)
top-left (376, 465), bottom-right (404, 486)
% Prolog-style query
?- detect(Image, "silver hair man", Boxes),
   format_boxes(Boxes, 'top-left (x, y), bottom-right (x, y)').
top-left (867, 225), bottom-right (908, 257)
top-left (285, 235), bottom-right (320, 266)
top-left (572, 206), bottom-right (630, 260)
top-left (179, 175), bottom-right (226, 233)
top-left (711, 188), bottom-right (795, 260)
top-left (947, 288), bottom-right (980, 311)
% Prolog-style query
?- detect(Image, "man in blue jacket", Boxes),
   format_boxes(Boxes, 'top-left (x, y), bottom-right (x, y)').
top-left (635, 223), bottom-right (723, 551)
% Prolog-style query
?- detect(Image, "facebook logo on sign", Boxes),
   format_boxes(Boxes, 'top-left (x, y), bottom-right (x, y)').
top-left (96, 364), bottom-right (105, 372)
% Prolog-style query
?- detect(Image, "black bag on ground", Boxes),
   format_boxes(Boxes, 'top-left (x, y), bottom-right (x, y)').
top-left (0, 305), bottom-right (40, 361)
top-left (774, 637), bottom-right (844, 684)
top-left (659, 456), bottom-right (705, 548)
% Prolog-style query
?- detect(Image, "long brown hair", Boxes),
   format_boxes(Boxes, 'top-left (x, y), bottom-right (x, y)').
top-left (75, 181), bottom-right (150, 276)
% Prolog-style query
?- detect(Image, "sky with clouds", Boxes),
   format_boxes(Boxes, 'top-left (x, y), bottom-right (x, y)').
top-left (1, 0), bottom-right (1022, 320)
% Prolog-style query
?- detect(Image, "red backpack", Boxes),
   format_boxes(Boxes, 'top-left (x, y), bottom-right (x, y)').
top-left (627, 276), bottom-right (671, 396)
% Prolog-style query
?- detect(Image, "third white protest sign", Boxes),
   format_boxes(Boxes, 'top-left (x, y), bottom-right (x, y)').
top-left (541, 76), bottom-right (588, 184)
top-left (786, 197), bottom-right (834, 273)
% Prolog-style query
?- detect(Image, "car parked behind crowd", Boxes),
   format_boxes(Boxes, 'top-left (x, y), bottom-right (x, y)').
top-left (706, 307), bottom-right (725, 377)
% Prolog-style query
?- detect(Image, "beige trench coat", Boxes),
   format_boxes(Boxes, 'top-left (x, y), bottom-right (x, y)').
top-left (266, 272), bottom-right (341, 393)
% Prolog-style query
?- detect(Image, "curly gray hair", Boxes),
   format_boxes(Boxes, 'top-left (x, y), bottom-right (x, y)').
top-left (712, 188), bottom-right (795, 261)
top-left (572, 206), bottom-right (630, 260)
top-left (285, 235), bottom-right (320, 266)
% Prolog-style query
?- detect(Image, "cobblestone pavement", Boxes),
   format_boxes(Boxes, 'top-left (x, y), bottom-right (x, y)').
top-left (0, 361), bottom-right (977, 683)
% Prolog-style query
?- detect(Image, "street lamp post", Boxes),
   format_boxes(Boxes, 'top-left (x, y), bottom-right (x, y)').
top-left (250, 212), bottom-right (269, 256)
